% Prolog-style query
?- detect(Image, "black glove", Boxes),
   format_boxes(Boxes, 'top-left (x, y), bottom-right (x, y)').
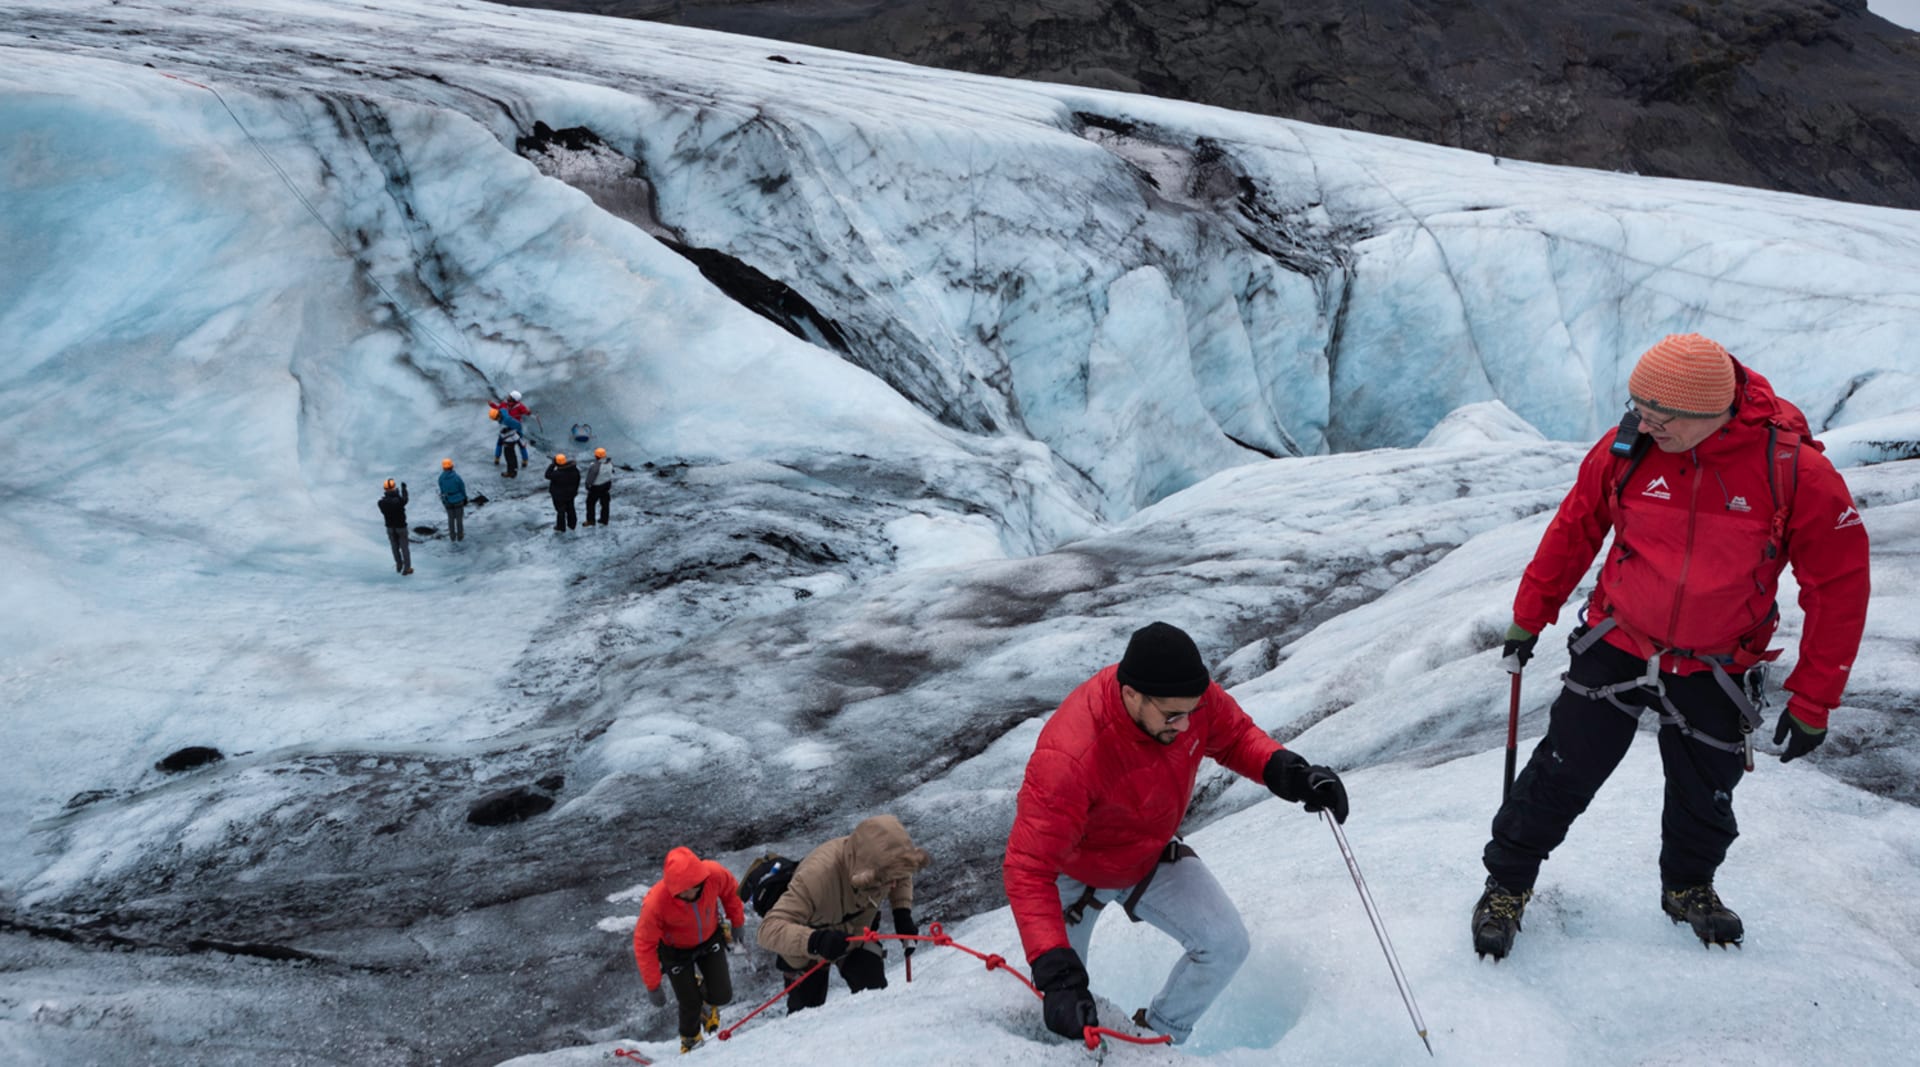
top-left (1030, 947), bottom-right (1098, 1041)
top-left (1263, 750), bottom-right (1350, 824)
top-left (1773, 705), bottom-right (1827, 763)
top-left (893, 907), bottom-right (917, 958)
top-left (646, 985), bottom-right (666, 1008)
top-left (807, 928), bottom-right (852, 961)
top-left (1502, 623), bottom-right (1538, 671)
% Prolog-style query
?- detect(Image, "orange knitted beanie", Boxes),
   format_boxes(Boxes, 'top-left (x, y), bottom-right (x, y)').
top-left (1628, 334), bottom-right (1735, 419)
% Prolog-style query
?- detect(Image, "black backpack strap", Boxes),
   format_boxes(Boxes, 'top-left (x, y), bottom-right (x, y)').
top-left (1612, 432), bottom-right (1654, 507)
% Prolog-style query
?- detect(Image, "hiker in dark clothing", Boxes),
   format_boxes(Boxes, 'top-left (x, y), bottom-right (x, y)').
top-left (378, 479), bottom-right (412, 575)
top-left (545, 453), bottom-right (581, 532)
top-left (438, 459), bottom-right (467, 542)
top-left (584, 447), bottom-right (613, 526)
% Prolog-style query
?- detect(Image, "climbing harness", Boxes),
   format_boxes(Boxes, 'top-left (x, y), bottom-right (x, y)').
top-left (1063, 839), bottom-right (1196, 926)
top-left (1562, 619), bottom-right (1768, 770)
top-left (715, 924), bottom-right (1170, 1050)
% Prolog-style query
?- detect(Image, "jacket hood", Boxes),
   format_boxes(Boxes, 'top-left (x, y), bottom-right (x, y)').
top-left (846, 815), bottom-right (930, 891)
top-left (662, 846), bottom-right (705, 894)
top-left (1730, 359), bottom-right (1816, 441)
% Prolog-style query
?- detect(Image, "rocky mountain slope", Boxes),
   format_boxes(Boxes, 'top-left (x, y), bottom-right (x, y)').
top-left (507, 0), bottom-right (1920, 209)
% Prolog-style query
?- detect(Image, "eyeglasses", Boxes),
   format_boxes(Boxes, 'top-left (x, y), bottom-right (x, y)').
top-left (1146, 697), bottom-right (1198, 724)
top-left (1626, 399), bottom-right (1677, 430)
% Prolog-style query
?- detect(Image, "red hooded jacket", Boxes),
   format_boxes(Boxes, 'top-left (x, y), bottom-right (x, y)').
top-left (1514, 361), bottom-right (1869, 728)
top-left (1003, 665), bottom-right (1281, 962)
top-left (630, 847), bottom-right (746, 991)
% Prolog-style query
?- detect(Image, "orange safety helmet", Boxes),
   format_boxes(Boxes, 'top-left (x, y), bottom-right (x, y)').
top-left (594, 447), bottom-right (606, 459)
top-left (441, 458), bottom-right (454, 470)
top-left (488, 407), bottom-right (500, 420)
top-left (555, 453), bottom-right (568, 465)
top-left (383, 478), bottom-right (396, 491)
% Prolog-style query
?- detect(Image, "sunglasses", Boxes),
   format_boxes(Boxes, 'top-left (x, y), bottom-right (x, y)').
top-left (1146, 697), bottom-right (1198, 724)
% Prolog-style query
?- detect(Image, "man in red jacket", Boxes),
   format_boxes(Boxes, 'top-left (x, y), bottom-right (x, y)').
top-left (1475, 334), bottom-right (1870, 959)
top-left (1004, 622), bottom-right (1349, 1045)
top-left (632, 846), bottom-right (746, 1055)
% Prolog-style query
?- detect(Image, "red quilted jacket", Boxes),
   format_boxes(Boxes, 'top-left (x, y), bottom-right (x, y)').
top-left (1003, 666), bottom-right (1280, 962)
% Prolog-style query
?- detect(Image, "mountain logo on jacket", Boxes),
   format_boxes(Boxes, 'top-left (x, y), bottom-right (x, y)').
top-left (1641, 476), bottom-right (1672, 500)
top-left (1727, 495), bottom-right (1750, 512)
top-left (1835, 506), bottom-right (1864, 530)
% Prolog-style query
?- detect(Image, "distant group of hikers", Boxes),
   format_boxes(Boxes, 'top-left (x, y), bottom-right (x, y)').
top-left (622, 333), bottom-right (1868, 1053)
top-left (375, 389), bottom-right (619, 575)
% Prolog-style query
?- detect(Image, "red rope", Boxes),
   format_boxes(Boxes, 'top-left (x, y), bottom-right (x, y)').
top-left (1084, 1026), bottom-right (1172, 1049)
top-left (711, 923), bottom-right (1168, 1048)
top-left (715, 958), bottom-right (828, 1041)
top-left (612, 1049), bottom-right (652, 1064)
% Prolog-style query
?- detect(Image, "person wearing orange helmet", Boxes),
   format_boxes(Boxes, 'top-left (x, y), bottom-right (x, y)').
top-left (488, 390), bottom-right (532, 466)
top-left (544, 452), bottom-right (581, 532)
top-left (490, 406), bottom-right (523, 478)
top-left (632, 847), bottom-right (744, 1055)
top-left (583, 446), bottom-right (613, 527)
top-left (377, 478), bottom-right (412, 575)
top-left (437, 459), bottom-right (467, 542)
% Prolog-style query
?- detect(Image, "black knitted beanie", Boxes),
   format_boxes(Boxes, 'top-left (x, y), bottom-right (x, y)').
top-left (1115, 622), bottom-right (1210, 698)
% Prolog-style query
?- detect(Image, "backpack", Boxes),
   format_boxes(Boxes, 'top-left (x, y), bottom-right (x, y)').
top-left (738, 853), bottom-right (796, 917)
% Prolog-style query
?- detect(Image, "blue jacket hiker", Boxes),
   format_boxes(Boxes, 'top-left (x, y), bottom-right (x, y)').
top-left (438, 460), bottom-right (467, 543)
top-left (491, 408), bottom-right (523, 478)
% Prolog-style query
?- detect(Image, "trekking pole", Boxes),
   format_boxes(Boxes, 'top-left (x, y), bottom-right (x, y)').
top-left (1503, 668), bottom-right (1522, 801)
top-left (1327, 814), bottom-right (1432, 1056)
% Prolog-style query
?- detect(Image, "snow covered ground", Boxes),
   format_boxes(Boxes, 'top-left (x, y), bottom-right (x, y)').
top-left (3, 2), bottom-right (1919, 1064)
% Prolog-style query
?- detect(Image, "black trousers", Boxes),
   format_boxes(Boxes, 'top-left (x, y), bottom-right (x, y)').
top-left (503, 445), bottom-right (518, 476)
top-left (552, 494), bottom-right (577, 530)
top-left (586, 483), bottom-right (610, 524)
top-left (660, 935), bottom-right (732, 1040)
top-left (385, 526), bottom-right (411, 571)
top-left (1484, 638), bottom-right (1747, 892)
top-left (780, 947), bottom-right (886, 1014)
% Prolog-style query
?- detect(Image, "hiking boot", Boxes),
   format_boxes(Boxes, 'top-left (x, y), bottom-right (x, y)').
top-left (1130, 1008), bottom-right (1156, 1032)
top-left (402, 567), bottom-right (414, 575)
top-left (1471, 876), bottom-right (1532, 960)
top-left (1662, 885), bottom-right (1743, 947)
top-left (702, 1003), bottom-right (720, 1034)
top-left (679, 1033), bottom-right (703, 1055)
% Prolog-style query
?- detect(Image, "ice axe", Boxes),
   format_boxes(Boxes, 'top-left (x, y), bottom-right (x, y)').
top-left (1500, 655), bottom-right (1523, 801)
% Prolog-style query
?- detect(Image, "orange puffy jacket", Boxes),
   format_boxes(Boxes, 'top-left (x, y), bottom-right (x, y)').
top-left (631, 847), bottom-right (746, 991)
top-left (1514, 361), bottom-right (1870, 728)
top-left (1003, 665), bottom-right (1280, 963)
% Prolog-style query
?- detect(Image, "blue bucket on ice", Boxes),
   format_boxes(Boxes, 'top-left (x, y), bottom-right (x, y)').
top-left (571, 423), bottom-right (592, 444)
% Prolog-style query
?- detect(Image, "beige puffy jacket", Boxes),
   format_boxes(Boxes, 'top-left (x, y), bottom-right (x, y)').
top-left (757, 814), bottom-right (931, 968)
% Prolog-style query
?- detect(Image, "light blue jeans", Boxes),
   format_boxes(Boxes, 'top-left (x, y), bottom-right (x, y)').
top-left (1055, 852), bottom-right (1250, 1044)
